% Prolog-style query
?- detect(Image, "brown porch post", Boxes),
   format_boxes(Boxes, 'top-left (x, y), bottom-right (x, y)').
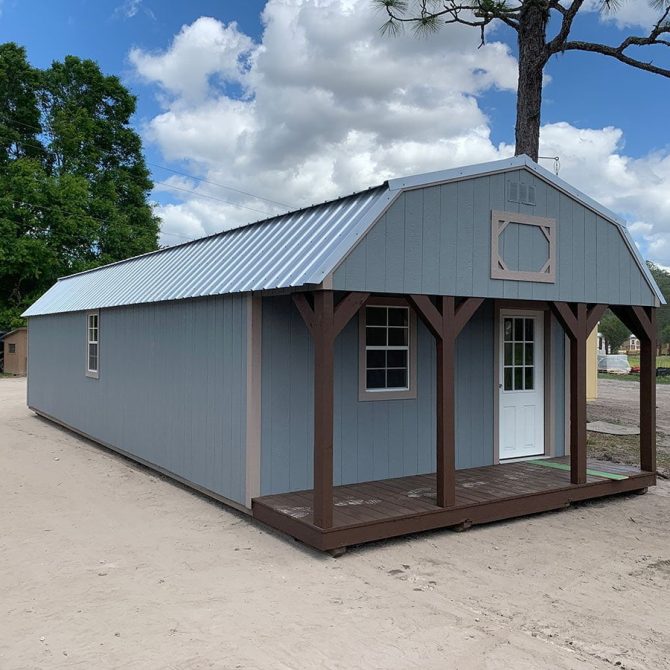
top-left (611, 305), bottom-right (657, 474)
top-left (437, 296), bottom-right (456, 508)
top-left (408, 295), bottom-right (484, 508)
top-left (570, 303), bottom-right (588, 485)
top-left (551, 302), bottom-right (606, 486)
top-left (639, 308), bottom-right (657, 473)
top-left (312, 290), bottom-right (335, 529)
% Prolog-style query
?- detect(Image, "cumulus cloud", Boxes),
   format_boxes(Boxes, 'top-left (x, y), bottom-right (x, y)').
top-left (582, 0), bottom-right (666, 29)
top-left (131, 1), bottom-right (670, 266)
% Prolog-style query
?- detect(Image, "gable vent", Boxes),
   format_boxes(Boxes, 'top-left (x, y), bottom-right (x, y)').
top-left (507, 181), bottom-right (536, 206)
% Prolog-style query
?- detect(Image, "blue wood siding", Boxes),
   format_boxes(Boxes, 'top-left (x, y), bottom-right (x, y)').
top-left (27, 296), bottom-right (248, 506)
top-left (333, 168), bottom-right (656, 306)
top-left (260, 296), bottom-right (495, 495)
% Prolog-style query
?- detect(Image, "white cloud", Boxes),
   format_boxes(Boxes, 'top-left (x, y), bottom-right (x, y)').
top-left (538, 122), bottom-right (670, 263)
top-left (115, 0), bottom-right (155, 21)
top-left (582, 0), bottom-right (665, 29)
top-left (132, 2), bottom-right (670, 266)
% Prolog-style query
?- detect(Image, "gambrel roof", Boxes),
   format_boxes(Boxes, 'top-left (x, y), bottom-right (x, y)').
top-left (23, 155), bottom-right (664, 316)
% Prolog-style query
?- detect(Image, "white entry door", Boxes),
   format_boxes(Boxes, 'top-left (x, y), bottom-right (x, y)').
top-left (498, 311), bottom-right (545, 460)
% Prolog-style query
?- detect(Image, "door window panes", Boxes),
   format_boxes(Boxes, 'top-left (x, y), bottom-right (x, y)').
top-left (503, 317), bottom-right (535, 391)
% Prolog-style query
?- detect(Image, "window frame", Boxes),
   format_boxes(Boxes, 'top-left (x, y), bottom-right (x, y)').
top-left (358, 298), bottom-right (417, 401)
top-left (8, 343), bottom-right (16, 354)
top-left (86, 310), bottom-right (100, 379)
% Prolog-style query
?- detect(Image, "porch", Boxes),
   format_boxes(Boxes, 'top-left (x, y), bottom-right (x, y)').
top-left (252, 290), bottom-right (657, 552)
top-left (253, 457), bottom-right (655, 552)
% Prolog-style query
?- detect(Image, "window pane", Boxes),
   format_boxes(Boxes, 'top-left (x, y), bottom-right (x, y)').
top-left (366, 327), bottom-right (386, 346)
top-left (525, 366), bottom-right (534, 390)
top-left (366, 369), bottom-right (385, 389)
top-left (388, 327), bottom-right (408, 346)
top-left (387, 349), bottom-right (407, 368)
top-left (525, 343), bottom-right (534, 366)
top-left (388, 307), bottom-right (408, 327)
top-left (514, 367), bottom-right (523, 391)
top-left (366, 350), bottom-right (385, 368)
top-left (504, 343), bottom-right (513, 366)
top-left (504, 367), bottom-right (513, 391)
top-left (525, 318), bottom-right (534, 342)
top-left (387, 368), bottom-right (407, 389)
top-left (504, 318), bottom-right (513, 341)
top-left (514, 318), bottom-right (523, 341)
top-left (514, 343), bottom-right (524, 365)
top-left (366, 307), bottom-right (386, 326)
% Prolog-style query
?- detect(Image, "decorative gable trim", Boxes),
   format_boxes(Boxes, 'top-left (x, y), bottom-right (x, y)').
top-left (491, 210), bottom-right (557, 284)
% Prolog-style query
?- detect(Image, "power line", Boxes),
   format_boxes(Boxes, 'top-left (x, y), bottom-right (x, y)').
top-left (1, 194), bottom-right (196, 243)
top-left (154, 181), bottom-right (272, 215)
top-left (0, 112), bottom-right (292, 212)
top-left (147, 163), bottom-right (294, 209)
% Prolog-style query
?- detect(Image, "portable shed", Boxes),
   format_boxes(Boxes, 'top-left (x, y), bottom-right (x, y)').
top-left (24, 156), bottom-right (663, 552)
top-left (2, 327), bottom-right (28, 376)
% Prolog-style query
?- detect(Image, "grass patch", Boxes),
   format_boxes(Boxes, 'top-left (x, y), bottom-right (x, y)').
top-left (587, 432), bottom-right (670, 478)
top-left (598, 372), bottom-right (670, 384)
top-left (627, 354), bottom-right (670, 368)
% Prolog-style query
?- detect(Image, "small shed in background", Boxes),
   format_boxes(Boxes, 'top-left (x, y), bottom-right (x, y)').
top-left (2, 327), bottom-right (28, 376)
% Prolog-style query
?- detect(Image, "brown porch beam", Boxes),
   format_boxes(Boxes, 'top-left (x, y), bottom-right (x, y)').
top-left (586, 304), bottom-right (608, 335)
top-left (454, 297), bottom-right (485, 336)
top-left (312, 290), bottom-right (335, 529)
top-left (292, 293), bottom-right (314, 336)
top-left (333, 292), bottom-right (370, 336)
top-left (407, 294), bottom-right (443, 339)
top-left (550, 301), bottom-right (578, 339)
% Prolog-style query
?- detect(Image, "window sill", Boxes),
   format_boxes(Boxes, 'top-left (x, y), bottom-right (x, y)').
top-left (358, 388), bottom-right (416, 402)
top-left (85, 370), bottom-right (99, 379)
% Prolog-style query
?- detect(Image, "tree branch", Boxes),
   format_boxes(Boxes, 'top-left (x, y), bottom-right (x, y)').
top-left (546, 0), bottom-right (585, 54)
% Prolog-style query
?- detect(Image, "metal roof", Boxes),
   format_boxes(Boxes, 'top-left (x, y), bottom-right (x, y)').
top-left (23, 156), bottom-right (665, 316)
top-left (23, 185), bottom-right (395, 316)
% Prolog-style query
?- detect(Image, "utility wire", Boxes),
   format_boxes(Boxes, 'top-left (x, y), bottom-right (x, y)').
top-left (0, 194), bottom-right (194, 241)
top-left (0, 112), bottom-right (291, 212)
top-left (146, 162), bottom-right (294, 209)
top-left (3, 132), bottom-right (281, 216)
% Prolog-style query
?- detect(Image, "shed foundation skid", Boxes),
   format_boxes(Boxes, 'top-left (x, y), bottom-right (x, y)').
top-left (252, 458), bottom-right (654, 552)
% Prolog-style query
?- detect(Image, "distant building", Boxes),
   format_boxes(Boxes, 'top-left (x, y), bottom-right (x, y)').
top-left (2, 328), bottom-right (28, 376)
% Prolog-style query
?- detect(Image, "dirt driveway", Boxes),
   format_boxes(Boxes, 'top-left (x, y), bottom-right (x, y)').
top-left (588, 377), bottom-right (670, 433)
top-left (2, 377), bottom-right (670, 670)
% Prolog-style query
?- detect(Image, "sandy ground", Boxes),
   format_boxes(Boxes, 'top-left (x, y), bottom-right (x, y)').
top-left (589, 378), bottom-right (670, 434)
top-left (2, 377), bottom-right (670, 670)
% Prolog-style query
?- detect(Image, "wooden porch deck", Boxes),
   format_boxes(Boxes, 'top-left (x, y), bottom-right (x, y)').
top-left (252, 457), bottom-right (655, 552)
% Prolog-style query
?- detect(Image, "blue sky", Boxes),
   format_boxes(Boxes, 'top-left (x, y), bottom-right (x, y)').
top-left (1, 0), bottom-right (669, 262)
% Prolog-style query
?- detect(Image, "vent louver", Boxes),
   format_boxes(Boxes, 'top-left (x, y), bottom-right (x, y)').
top-left (507, 181), bottom-right (536, 205)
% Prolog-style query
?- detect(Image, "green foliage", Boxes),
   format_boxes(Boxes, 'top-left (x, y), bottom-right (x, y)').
top-left (599, 310), bottom-right (630, 354)
top-left (647, 262), bottom-right (670, 345)
top-left (0, 44), bottom-right (159, 330)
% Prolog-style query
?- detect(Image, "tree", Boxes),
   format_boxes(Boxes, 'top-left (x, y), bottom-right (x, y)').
top-left (648, 261), bottom-right (670, 352)
top-left (374, 1), bottom-right (670, 161)
top-left (599, 310), bottom-right (630, 354)
top-left (0, 45), bottom-right (159, 331)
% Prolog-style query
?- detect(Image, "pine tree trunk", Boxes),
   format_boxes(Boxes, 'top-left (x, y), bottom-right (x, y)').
top-left (515, 2), bottom-right (549, 161)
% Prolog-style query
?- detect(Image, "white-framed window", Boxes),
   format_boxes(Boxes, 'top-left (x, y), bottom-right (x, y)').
top-left (359, 302), bottom-right (416, 401)
top-left (86, 311), bottom-right (99, 378)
